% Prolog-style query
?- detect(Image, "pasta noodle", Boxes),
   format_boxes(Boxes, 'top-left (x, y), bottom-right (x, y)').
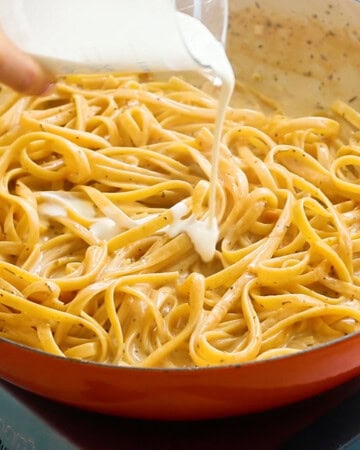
top-left (0, 72), bottom-right (360, 368)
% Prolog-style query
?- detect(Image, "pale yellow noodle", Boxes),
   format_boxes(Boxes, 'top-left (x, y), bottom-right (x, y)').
top-left (0, 74), bottom-right (359, 368)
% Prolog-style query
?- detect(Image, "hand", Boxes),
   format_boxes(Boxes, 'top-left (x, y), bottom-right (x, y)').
top-left (0, 28), bottom-right (54, 95)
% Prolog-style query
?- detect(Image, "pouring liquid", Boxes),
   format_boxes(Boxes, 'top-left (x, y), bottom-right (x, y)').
top-left (165, 13), bottom-right (235, 262)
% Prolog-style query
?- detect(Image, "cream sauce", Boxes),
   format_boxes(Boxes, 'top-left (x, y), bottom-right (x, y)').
top-left (38, 192), bottom-right (121, 240)
top-left (173, 13), bottom-right (235, 261)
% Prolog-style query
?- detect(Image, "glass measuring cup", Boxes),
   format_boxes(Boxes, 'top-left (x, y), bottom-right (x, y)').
top-left (0, 0), bottom-right (229, 74)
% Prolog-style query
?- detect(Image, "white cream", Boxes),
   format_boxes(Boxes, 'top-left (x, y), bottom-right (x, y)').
top-left (173, 14), bottom-right (235, 262)
top-left (39, 192), bottom-right (96, 218)
top-left (38, 191), bottom-right (160, 241)
top-left (164, 201), bottom-right (219, 263)
top-left (38, 202), bottom-right (66, 219)
top-left (166, 213), bottom-right (219, 263)
top-left (38, 192), bottom-right (122, 240)
top-left (89, 217), bottom-right (119, 241)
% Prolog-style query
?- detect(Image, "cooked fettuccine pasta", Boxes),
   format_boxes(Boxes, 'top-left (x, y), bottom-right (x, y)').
top-left (0, 73), bottom-right (359, 367)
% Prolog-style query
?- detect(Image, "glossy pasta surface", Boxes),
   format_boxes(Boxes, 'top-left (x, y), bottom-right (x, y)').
top-left (0, 73), bottom-right (359, 368)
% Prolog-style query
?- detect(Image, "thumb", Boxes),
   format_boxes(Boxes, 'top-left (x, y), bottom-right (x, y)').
top-left (0, 28), bottom-right (55, 95)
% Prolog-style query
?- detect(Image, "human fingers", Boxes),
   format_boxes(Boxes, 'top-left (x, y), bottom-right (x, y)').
top-left (0, 28), bottom-right (55, 95)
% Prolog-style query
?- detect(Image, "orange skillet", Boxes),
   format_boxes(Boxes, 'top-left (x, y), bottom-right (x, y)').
top-left (1, 331), bottom-right (360, 420)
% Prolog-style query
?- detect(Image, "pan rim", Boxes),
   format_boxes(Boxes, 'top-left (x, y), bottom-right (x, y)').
top-left (2, 327), bottom-right (360, 373)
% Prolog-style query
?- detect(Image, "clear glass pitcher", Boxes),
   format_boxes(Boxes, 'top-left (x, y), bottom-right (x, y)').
top-left (177, 0), bottom-right (229, 45)
top-left (0, 0), bottom-right (229, 74)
